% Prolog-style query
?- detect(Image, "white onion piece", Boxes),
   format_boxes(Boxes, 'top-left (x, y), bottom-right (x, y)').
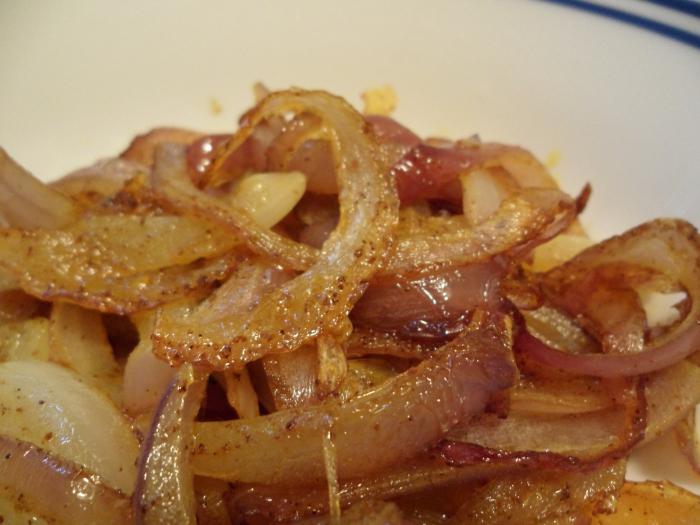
top-left (0, 148), bottom-right (79, 229)
top-left (49, 302), bottom-right (122, 404)
top-left (228, 171), bottom-right (307, 228)
top-left (0, 360), bottom-right (139, 494)
top-left (0, 317), bottom-right (50, 361)
top-left (460, 168), bottom-right (513, 226)
top-left (123, 311), bottom-right (176, 415)
top-left (191, 314), bottom-right (515, 485)
top-left (134, 364), bottom-right (206, 525)
top-left (0, 435), bottom-right (132, 525)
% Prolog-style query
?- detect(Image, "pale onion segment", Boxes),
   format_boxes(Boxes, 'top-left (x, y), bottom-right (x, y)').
top-left (49, 302), bottom-right (122, 405)
top-left (153, 90), bottom-right (399, 370)
top-left (191, 314), bottom-right (515, 485)
top-left (0, 147), bottom-right (79, 229)
top-left (0, 317), bottom-right (50, 361)
top-left (528, 233), bottom-right (594, 273)
top-left (460, 168), bottom-right (514, 226)
top-left (641, 359), bottom-right (700, 444)
top-left (0, 435), bottom-right (133, 525)
top-left (227, 171), bottom-right (307, 229)
top-left (123, 310), bottom-right (176, 416)
top-left (215, 368), bottom-right (260, 419)
top-left (386, 187), bottom-right (576, 273)
top-left (0, 360), bottom-right (139, 494)
top-left (674, 404), bottom-right (700, 474)
top-left (150, 143), bottom-right (317, 271)
top-left (134, 364), bottom-right (206, 525)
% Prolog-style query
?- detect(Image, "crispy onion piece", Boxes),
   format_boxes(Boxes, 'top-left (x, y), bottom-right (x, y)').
top-left (520, 220), bottom-right (700, 377)
top-left (153, 90), bottom-right (399, 369)
top-left (384, 187), bottom-right (577, 273)
top-left (0, 435), bottom-right (132, 525)
top-left (0, 147), bottom-right (79, 229)
top-left (191, 313), bottom-right (515, 485)
top-left (0, 360), bottom-right (140, 495)
top-left (134, 364), bottom-right (206, 525)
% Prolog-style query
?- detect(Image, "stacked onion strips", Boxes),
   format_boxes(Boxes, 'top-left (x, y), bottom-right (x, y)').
top-left (0, 88), bottom-right (699, 524)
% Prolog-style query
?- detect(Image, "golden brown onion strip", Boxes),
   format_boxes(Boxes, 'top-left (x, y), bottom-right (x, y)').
top-left (192, 314), bottom-right (515, 485)
top-left (386, 187), bottom-right (577, 273)
top-left (153, 90), bottom-right (399, 370)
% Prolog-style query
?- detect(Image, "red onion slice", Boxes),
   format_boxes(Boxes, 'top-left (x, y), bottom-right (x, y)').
top-left (0, 435), bottom-right (132, 524)
top-left (522, 220), bottom-right (700, 377)
top-left (134, 364), bottom-right (206, 525)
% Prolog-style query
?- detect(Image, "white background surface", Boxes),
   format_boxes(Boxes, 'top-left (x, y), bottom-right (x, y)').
top-left (1, 0), bottom-right (699, 492)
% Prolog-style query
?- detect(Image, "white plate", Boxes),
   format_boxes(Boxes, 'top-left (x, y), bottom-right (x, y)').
top-left (1, 0), bottom-right (699, 494)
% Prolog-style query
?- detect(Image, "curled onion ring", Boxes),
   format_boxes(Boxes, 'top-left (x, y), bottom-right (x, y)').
top-left (153, 90), bottom-right (399, 370)
top-left (520, 220), bottom-right (700, 377)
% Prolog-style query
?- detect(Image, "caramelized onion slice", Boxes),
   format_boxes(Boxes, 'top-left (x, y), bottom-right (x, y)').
top-left (154, 90), bottom-right (399, 369)
top-left (0, 147), bottom-right (79, 229)
top-left (0, 210), bottom-right (242, 313)
top-left (521, 220), bottom-right (700, 377)
top-left (0, 360), bottom-right (139, 495)
top-left (134, 364), bottom-right (206, 525)
top-left (385, 187), bottom-right (577, 273)
top-left (0, 435), bottom-right (132, 525)
top-left (192, 313), bottom-right (515, 485)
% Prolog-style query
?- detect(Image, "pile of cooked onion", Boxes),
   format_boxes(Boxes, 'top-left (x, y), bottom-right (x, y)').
top-left (0, 87), bottom-right (699, 524)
